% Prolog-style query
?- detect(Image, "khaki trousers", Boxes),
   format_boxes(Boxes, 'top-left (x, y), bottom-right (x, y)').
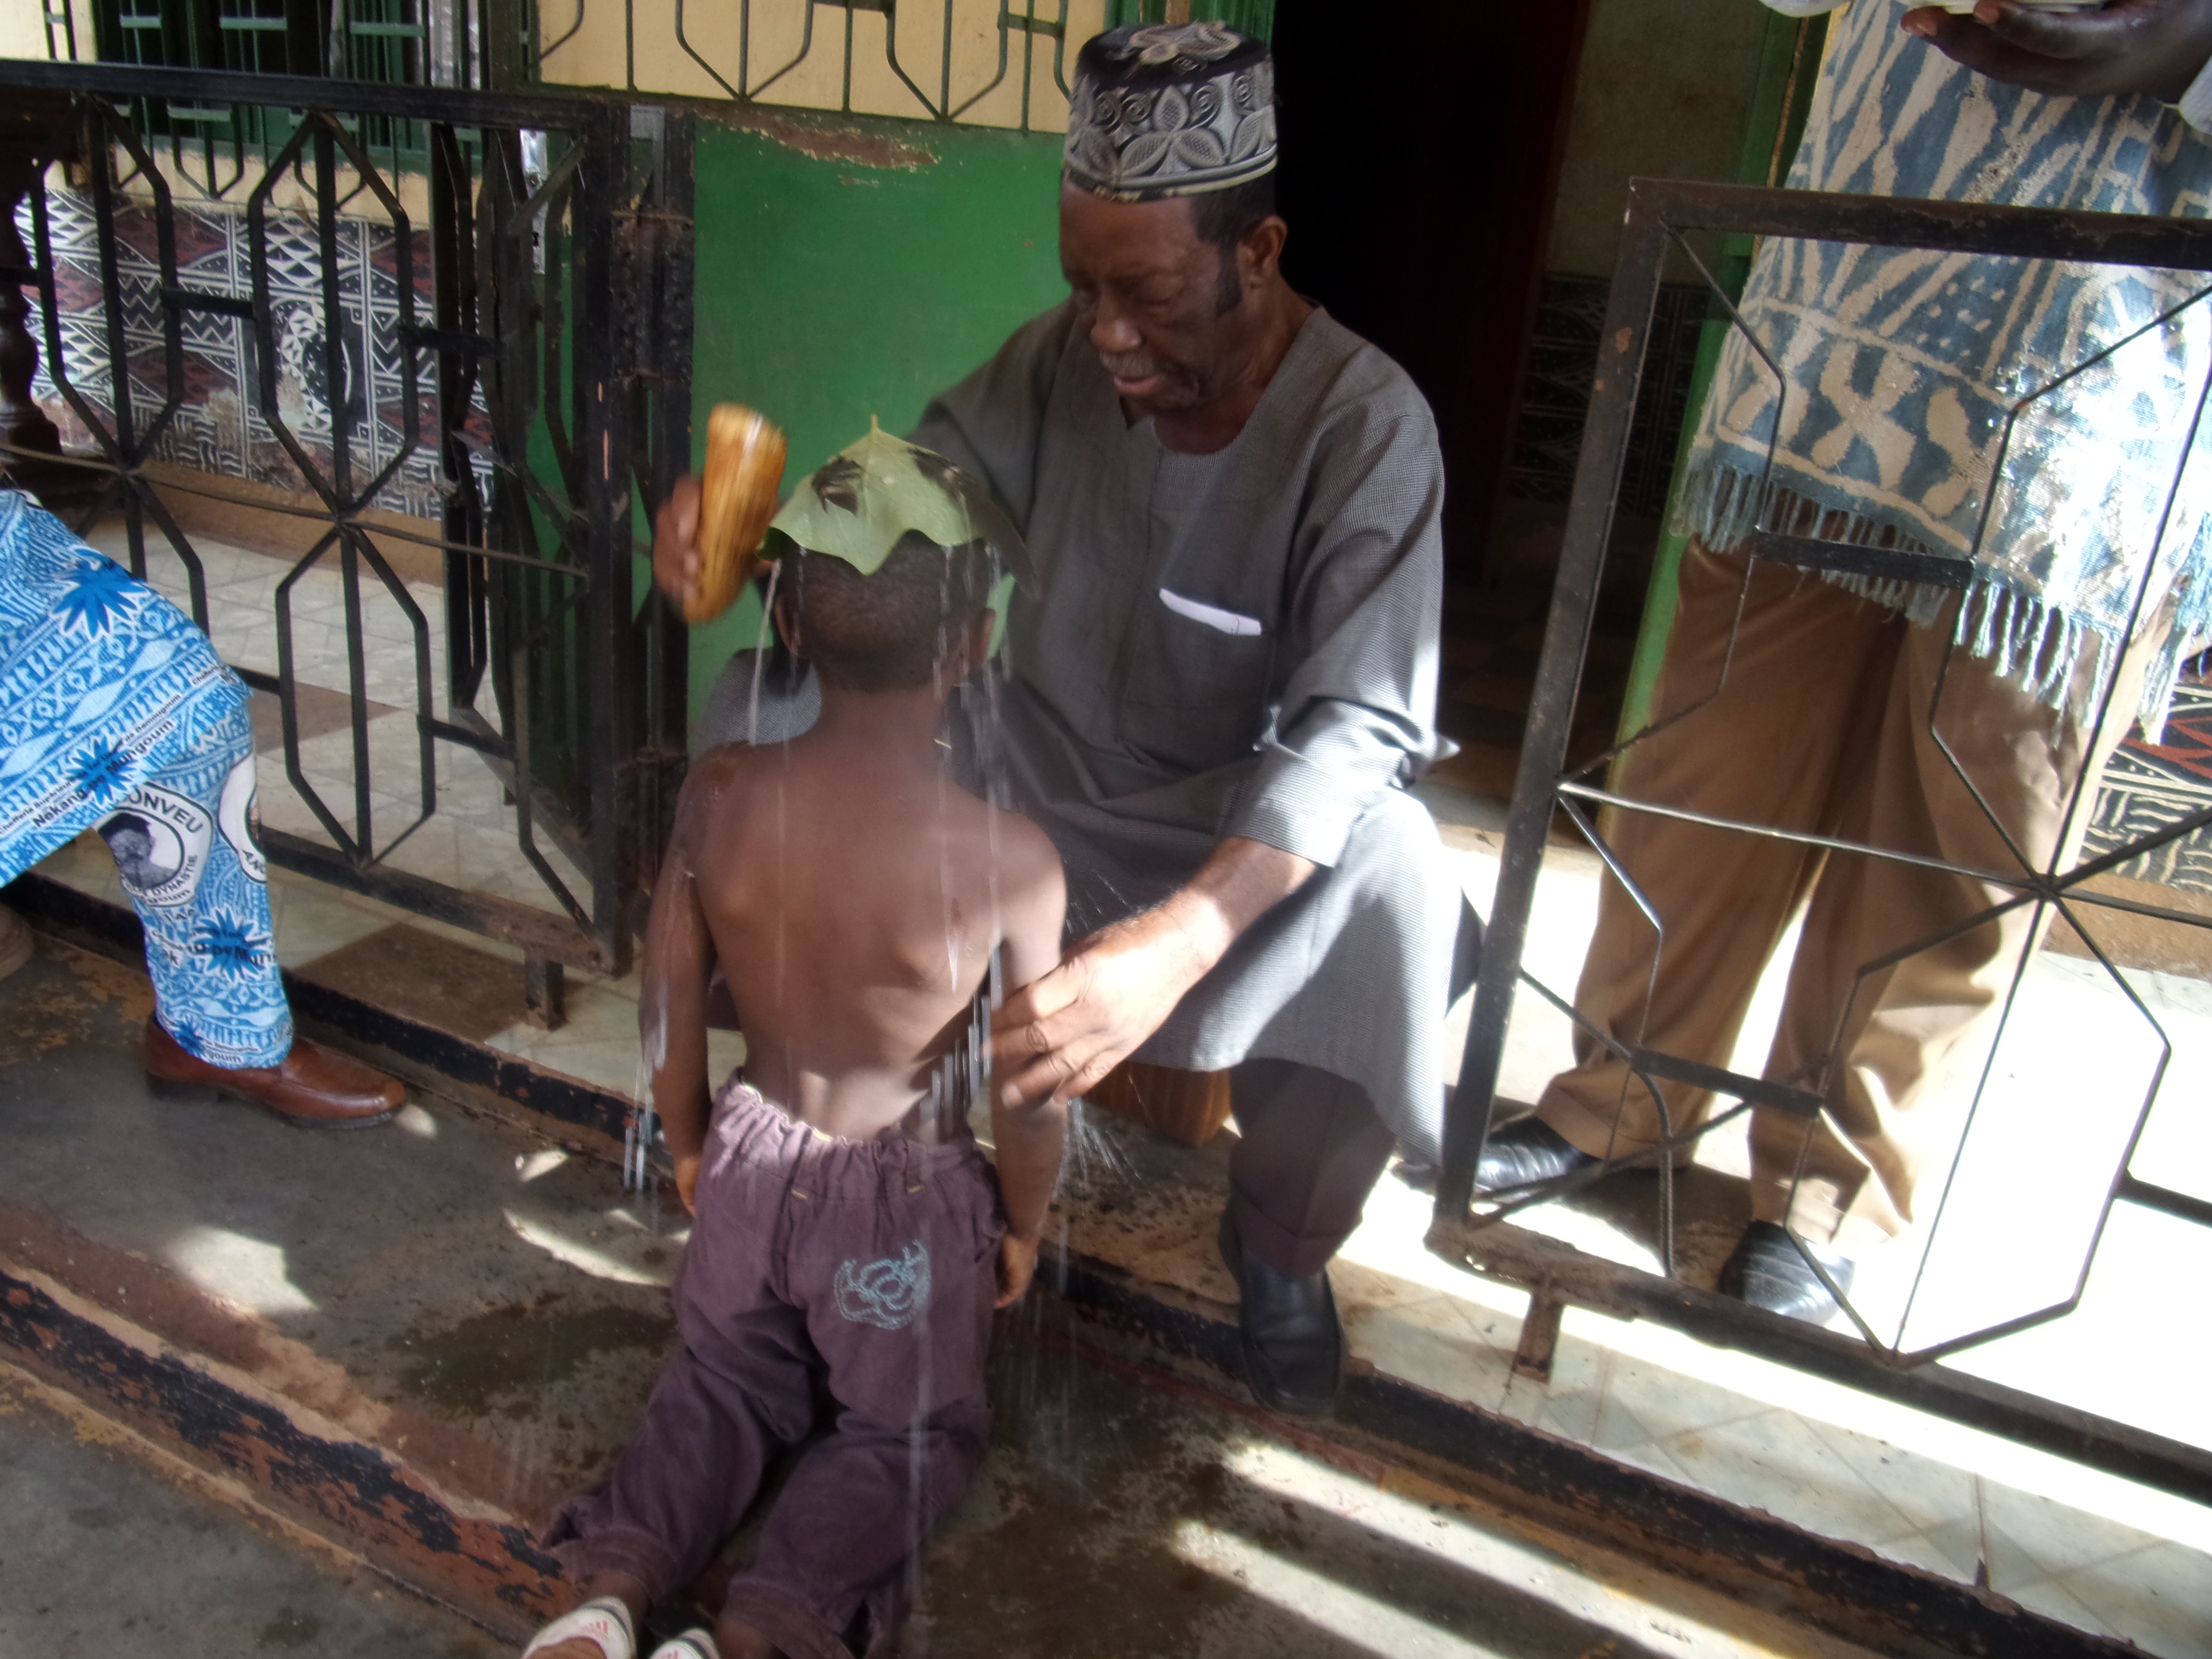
top-left (1535, 543), bottom-right (2151, 1249)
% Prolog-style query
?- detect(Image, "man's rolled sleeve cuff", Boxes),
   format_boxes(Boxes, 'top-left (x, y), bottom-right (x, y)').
top-left (1221, 743), bottom-right (1376, 868)
top-left (2175, 53), bottom-right (2212, 133)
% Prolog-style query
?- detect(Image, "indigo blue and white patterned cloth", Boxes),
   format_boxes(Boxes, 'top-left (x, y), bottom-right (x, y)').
top-left (0, 490), bottom-right (290, 1066)
top-left (1691, 0), bottom-right (2212, 736)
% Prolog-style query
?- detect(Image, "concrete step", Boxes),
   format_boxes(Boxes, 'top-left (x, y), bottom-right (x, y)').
top-left (0, 1358), bottom-right (509, 1657)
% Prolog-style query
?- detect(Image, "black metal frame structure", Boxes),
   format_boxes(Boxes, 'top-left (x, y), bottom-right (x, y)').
top-left (1433, 178), bottom-right (2212, 1507)
top-left (52, 0), bottom-right (1100, 134)
top-left (0, 57), bottom-right (694, 975)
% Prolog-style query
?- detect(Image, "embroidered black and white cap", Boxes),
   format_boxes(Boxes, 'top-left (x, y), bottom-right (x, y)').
top-left (1063, 22), bottom-right (1277, 202)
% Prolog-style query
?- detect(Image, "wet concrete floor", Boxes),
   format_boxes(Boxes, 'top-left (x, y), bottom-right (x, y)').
top-left (0, 928), bottom-right (1882, 1659)
top-left (0, 934), bottom-right (682, 1498)
top-left (0, 1314), bottom-right (1878, 1659)
top-left (922, 1315), bottom-right (1882, 1659)
top-left (0, 1362), bottom-right (504, 1658)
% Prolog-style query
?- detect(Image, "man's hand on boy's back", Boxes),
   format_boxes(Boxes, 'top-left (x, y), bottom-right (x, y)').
top-left (674, 1151), bottom-right (703, 1215)
top-left (996, 1233), bottom-right (1040, 1308)
top-left (652, 475), bottom-right (706, 614)
top-left (992, 836), bottom-right (1316, 1109)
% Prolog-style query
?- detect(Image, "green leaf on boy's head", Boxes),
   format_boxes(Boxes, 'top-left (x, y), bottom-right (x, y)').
top-left (769, 420), bottom-right (977, 577)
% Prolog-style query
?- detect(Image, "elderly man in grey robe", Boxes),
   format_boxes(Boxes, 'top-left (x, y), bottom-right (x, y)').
top-left (656, 22), bottom-right (1468, 1417)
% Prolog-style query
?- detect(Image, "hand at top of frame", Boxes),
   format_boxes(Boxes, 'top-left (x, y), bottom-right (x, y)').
top-left (1901, 0), bottom-right (2212, 103)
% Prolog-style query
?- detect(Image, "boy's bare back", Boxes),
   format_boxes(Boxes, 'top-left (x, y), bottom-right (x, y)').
top-left (645, 711), bottom-right (1064, 1145)
top-left (639, 439), bottom-right (1070, 1302)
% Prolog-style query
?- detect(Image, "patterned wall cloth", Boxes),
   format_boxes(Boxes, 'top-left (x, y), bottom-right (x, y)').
top-left (19, 187), bottom-right (479, 520)
top-left (2085, 675), bottom-right (2212, 895)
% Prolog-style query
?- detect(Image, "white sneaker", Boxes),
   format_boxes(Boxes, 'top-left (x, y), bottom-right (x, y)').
top-left (521, 1596), bottom-right (637, 1659)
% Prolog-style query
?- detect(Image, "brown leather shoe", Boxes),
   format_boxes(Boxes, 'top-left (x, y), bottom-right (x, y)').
top-left (143, 1018), bottom-right (402, 1129)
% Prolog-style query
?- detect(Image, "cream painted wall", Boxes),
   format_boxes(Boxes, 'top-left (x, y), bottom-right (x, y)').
top-left (1546, 0), bottom-right (1775, 277)
top-left (0, 0), bottom-right (1107, 134)
top-left (537, 0), bottom-right (1109, 132)
top-left (0, 0), bottom-right (91, 62)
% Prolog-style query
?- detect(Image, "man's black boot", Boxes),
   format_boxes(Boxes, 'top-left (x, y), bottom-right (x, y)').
top-left (1217, 1214), bottom-right (1344, 1416)
top-left (1475, 1117), bottom-right (1599, 1192)
top-left (1717, 1220), bottom-right (1855, 1322)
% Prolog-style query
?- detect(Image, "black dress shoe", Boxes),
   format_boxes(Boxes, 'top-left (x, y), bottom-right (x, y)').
top-left (1217, 1214), bottom-right (1344, 1416)
top-left (1475, 1118), bottom-right (1599, 1193)
top-left (1718, 1221), bottom-right (1854, 1322)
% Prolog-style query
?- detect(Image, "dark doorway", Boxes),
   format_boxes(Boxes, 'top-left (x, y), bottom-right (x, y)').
top-left (1271, 0), bottom-right (1595, 589)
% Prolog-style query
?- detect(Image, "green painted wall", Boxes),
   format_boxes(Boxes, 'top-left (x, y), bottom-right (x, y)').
top-left (1545, 0), bottom-right (1774, 280)
top-left (685, 113), bottom-right (1070, 716)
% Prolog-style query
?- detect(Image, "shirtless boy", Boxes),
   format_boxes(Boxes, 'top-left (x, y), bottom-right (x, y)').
top-left (524, 432), bottom-right (1067, 1659)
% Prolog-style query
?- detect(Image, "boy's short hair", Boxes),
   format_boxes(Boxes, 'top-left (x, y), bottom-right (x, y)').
top-left (781, 530), bottom-right (996, 692)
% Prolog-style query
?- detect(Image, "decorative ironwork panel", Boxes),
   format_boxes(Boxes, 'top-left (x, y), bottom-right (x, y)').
top-left (0, 60), bottom-right (694, 975)
top-left (1435, 180), bottom-right (2212, 1509)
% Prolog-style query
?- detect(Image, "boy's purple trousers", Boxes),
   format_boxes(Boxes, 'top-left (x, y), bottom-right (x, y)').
top-left (544, 1081), bottom-right (1003, 1659)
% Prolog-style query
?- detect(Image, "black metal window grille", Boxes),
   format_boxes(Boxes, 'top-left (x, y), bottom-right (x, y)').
top-left (1511, 275), bottom-right (1710, 516)
top-left (1, 58), bottom-right (694, 979)
top-left (70, 0), bottom-right (498, 176)
top-left (1104, 0), bottom-right (1270, 33)
top-left (88, 0), bottom-right (479, 82)
top-left (1435, 178), bottom-right (2212, 1509)
top-left (94, 0), bottom-right (325, 79)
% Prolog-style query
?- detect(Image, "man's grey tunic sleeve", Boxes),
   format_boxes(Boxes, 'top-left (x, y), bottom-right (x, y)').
top-left (1229, 403), bottom-right (1445, 867)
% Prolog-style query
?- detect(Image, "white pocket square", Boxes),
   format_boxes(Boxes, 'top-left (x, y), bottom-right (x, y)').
top-left (1159, 588), bottom-right (1263, 637)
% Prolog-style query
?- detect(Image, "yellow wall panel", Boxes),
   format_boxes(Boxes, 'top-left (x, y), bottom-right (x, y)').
top-left (538, 0), bottom-right (1106, 132)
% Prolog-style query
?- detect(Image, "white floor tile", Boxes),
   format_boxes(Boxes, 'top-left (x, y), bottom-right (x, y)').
top-left (1644, 1407), bottom-right (1919, 1549)
top-left (1345, 1297), bottom-right (1513, 1414)
top-left (1868, 1515), bottom-right (1983, 1583)
top-left (1801, 1416), bottom-right (1981, 1541)
top-left (2006, 1575), bottom-right (2127, 1641)
top-left (1980, 1480), bottom-right (2167, 1581)
top-left (2059, 1540), bottom-right (2212, 1659)
top-left (1587, 1353), bottom-right (1770, 1451)
top-left (264, 880), bottom-right (393, 967)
